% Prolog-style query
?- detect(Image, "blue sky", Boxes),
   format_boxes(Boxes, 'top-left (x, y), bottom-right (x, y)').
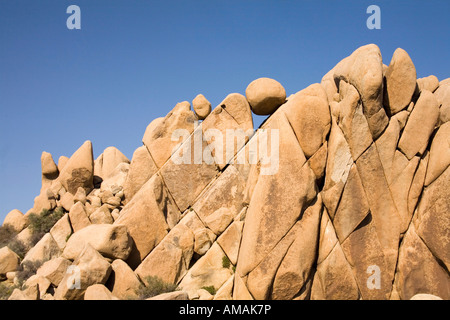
top-left (0, 0), bottom-right (449, 221)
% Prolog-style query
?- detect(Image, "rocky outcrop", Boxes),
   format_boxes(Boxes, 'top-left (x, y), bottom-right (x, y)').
top-left (1, 44), bottom-right (448, 300)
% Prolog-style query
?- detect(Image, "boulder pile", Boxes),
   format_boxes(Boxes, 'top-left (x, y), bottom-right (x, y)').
top-left (0, 44), bottom-right (448, 300)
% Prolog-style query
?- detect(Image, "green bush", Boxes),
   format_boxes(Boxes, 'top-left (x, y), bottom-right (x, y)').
top-left (0, 282), bottom-right (16, 300)
top-left (201, 285), bottom-right (216, 295)
top-left (222, 255), bottom-right (231, 269)
top-left (7, 238), bottom-right (27, 260)
top-left (15, 260), bottom-right (44, 286)
top-left (0, 225), bottom-right (17, 248)
top-left (134, 276), bottom-right (179, 299)
top-left (27, 207), bottom-right (64, 236)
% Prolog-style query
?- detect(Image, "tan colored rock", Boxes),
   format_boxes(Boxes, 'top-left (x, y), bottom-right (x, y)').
top-left (408, 153), bottom-right (428, 217)
top-left (143, 102), bottom-right (197, 168)
top-left (32, 192), bottom-right (56, 215)
top-left (0, 246), bottom-right (20, 274)
top-left (434, 82), bottom-right (450, 123)
top-left (322, 119), bottom-right (353, 218)
top-left (217, 220), bottom-right (244, 265)
top-left (410, 293), bottom-right (443, 300)
top-left (193, 166), bottom-right (245, 235)
top-left (333, 164), bottom-right (370, 243)
top-left (237, 112), bottom-right (317, 278)
top-left (106, 259), bottom-right (141, 300)
top-left (337, 81), bottom-right (373, 161)
top-left (214, 275), bottom-right (234, 300)
top-left (25, 274), bottom-right (52, 299)
top-left (271, 196), bottom-right (322, 300)
top-left (84, 284), bottom-right (118, 300)
top-left (60, 191), bottom-right (74, 212)
top-left (58, 140), bottom-right (94, 195)
top-left (218, 93), bottom-right (253, 128)
top-left (416, 166), bottom-right (450, 271)
top-left (36, 257), bottom-right (72, 286)
top-left (424, 122), bottom-right (450, 186)
top-left (8, 284), bottom-right (39, 300)
top-left (41, 151), bottom-right (59, 178)
top-left (341, 212), bottom-right (392, 300)
top-left (122, 146), bottom-right (158, 204)
top-left (50, 213), bottom-right (72, 250)
top-left (201, 97), bottom-right (253, 169)
top-left (375, 116), bottom-right (401, 183)
top-left (389, 156), bottom-right (420, 233)
top-left (57, 156), bottom-right (69, 172)
top-left (148, 291), bottom-right (189, 300)
top-left (160, 126), bottom-right (219, 212)
top-left (307, 142), bottom-right (328, 180)
top-left (311, 212), bottom-right (359, 300)
top-left (73, 187), bottom-right (86, 205)
top-left (245, 219), bottom-right (303, 300)
top-left (355, 143), bottom-right (401, 280)
top-left (281, 83), bottom-right (330, 158)
top-left (96, 147), bottom-right (130, 180)
top-left (89, 205), bottom-right (113, 224)
top-left (22, 233), bottom-right (60, 265)
top-left (68, 201), bottom-right (91, 233)
top-left (332, 44), bottom-right (388, 139)
top-left (63, 224), bottom-right (132, 261)
top-left (394, 224), bottom-right (449, 300)
top-left (2, 209), bottom-right (27, 233)
top-left (99, 162), bottom-right (129, 196)
top-left (178, 243), bottom-right (232, 299)
top-left (246, 77), bottom-right (286, 115)
top-left (54, 244), bottom-right (112, 300)
top-left (192, 94), bottom-right (212, 120)
top-left (417, 75), bottom-right (439, 93)
top-left (384, 48), bottom-right (417, 115)
top-left (114, 174), bottom-right (174, 268)
top-left (193, 228), bottom-right (215, 256)
top-left (135, 223), bottom-right (194, 285)
top-left (398, 90), bottom-right (439, 159)
top-left (233, 273), bottom-right (254, 300)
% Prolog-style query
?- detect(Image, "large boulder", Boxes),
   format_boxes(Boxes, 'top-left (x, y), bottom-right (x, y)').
top-left (106, 259), bottom-right (141, 300)
top-left (398, 90), bottom-right (439, 159)
top-left (62, 224), bottom-right (133, 261)
top-left (54, 244), bottom-right (112, 300)
top-left (36, 257), bottom-right (72, 286)
top-left (281, 83), bottom-right (331, 158)
top-left (2, 209), bottom-right (27, 233)
top-left (122, 146), bottom-right (158, 204)
top-left (192, 94), bottom-right (212, 120)
top-left (58, 141), bottom-right (94, 195)
top-left (114, 174), bottom-right (176, 268)
top-left (246, 77), bottom-right (286, 115)
top-left (0, 246), bottom-right (20, 275)
top-left (94, 146), bottom-right (130, 188)
top-left (142, 102), bottom-right (198, 168)
top-left (384, 48), bottom-right (417, 115)
top-left (332, 44), bottom-right (388, 139)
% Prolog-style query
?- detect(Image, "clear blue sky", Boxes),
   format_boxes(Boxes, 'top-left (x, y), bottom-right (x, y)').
top-left (1, 0), bottom-right (449, 221)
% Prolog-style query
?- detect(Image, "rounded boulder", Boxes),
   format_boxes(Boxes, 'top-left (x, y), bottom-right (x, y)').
top-left (245, 78), bottom-right (286, 115)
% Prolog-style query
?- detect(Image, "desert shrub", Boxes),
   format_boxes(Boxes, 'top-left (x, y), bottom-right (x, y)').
top-left (222, 255), bottom-right (231, 269)
top-left (15, 260), bottom-right (44, 286)
top-left (7, 238), bottom-right (27, 260)
top-left (27, 207), bottom-right (64, 236)
top-left (201, 285), bottom-right (216, 295)
top-left (0, 225), bottom-right (17, 248)
top-left (134, 276), bottom-right (179, 299)
top-left (0, 282), bottom-right (16, 300)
